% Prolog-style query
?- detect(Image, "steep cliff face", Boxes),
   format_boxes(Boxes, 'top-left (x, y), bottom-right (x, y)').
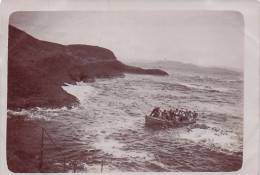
top-left (8, 25), bottom-right (168, 109)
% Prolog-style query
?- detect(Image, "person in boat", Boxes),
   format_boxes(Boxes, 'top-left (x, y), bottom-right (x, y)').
top-left (180, 110), bottom-right (187, 122)
top-left (188, 111), bottom-right (192, 120)
top-left (193, 111), bottom-right (198, 119)
top-left (169, 109), bottom-right (175, 121)
top-left (174, 109), bottom-right (180, 122)
top-left (150, 107), bottom-right (161, 117)
top-left (167, 111), bottom-right (171, 120)
top-left (174, 109), bottom-right (179, 116)
top-left (184, 109), bottom-right (188, 116)
top-left (162, 110), bottom-right (169, 120)
top-left (183, 110), bottom-right (189, 121)
top-left (179, 111), bottom-right (184, 122)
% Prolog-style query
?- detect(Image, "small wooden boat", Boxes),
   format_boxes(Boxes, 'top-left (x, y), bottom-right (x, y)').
top-left (145, 115), bottom-right (196, 127)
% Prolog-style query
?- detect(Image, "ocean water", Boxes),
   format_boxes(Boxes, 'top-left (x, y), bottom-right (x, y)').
top-left (8, 66), bottom-right (243, 172)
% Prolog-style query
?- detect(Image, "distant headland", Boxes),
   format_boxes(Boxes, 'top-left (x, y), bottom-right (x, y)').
top-left (8, 25), bottom-right (168, 109)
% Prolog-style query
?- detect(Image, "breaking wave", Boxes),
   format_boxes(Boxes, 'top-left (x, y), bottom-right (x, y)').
top-left (7, 69), bottom-right (243, 172)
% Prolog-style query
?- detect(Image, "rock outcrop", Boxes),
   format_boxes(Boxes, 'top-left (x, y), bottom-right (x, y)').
top-left (8, 25), bottom-right (168, 109)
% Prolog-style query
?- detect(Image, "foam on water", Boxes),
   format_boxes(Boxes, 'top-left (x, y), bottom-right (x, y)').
top-left (62, 82), bottom-right (96, 103)
top-left (61, 74), bottom-right (243, 153)
top-left (92, 139), bottom-right (153, 161)
top-left (75, 162), bottom-right (121, 173)
top-left (178, 82), bottom-right (229, 93)
top-left (179, 127), bottom-right (242, 154)
top-left (8, 109), bottom-right (53, 121)
top-left (7, 68), bottom-right (243, 172)
top-left (8, 109), bottom-right (29, 116)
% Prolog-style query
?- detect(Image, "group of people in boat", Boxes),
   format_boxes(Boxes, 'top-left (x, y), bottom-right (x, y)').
top-left (150, 107), bottom-right (198, 122)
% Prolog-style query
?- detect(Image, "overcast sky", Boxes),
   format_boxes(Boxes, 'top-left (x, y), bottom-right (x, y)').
top-left (9, 11), bottom-right (244, 70)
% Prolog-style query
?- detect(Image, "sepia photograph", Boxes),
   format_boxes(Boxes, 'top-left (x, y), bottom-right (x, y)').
top-left (6, 10), bottom-right (245, 173)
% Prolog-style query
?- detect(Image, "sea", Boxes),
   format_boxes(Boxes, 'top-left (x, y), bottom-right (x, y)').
top-left (8, 62), bottom-right (243, 173)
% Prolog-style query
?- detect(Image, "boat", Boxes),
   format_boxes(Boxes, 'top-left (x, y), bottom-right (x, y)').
top-left (145, 115), bottom-right (196, 127)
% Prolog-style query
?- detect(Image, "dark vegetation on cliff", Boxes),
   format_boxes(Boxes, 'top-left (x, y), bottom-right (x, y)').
top-left (8, 25), bottom-right (168, 109)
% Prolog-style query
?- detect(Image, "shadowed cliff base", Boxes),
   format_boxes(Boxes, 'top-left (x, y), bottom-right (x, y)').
top-left (8, 25), bottom-right (168, 109)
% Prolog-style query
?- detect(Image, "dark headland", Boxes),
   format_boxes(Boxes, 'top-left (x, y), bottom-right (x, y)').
top-left (8, 25), bottom-right (168, 109)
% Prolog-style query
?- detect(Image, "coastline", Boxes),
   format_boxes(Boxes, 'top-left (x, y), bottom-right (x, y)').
top-left (6, 26), bottom-right (168, 172)
top-left (8, 25), bottom-right (168, 110)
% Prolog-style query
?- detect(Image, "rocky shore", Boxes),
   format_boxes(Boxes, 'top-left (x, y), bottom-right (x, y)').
top-left (8, 25), bottom-right (168, 109)
top-left (7, 25), bottom-right (168, 172)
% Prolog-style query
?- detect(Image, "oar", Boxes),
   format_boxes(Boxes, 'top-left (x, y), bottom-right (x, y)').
top-left (186, 127), bottom-right (192, 132)
top-left (178, 123), bottom-right (192, 132)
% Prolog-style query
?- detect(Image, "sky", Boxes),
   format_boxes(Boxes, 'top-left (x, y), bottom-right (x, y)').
top-left (9, 11), bottom-right (244, 70)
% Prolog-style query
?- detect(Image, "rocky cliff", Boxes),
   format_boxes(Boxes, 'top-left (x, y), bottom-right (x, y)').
top-left (8, 25), bottom-right (168, 109)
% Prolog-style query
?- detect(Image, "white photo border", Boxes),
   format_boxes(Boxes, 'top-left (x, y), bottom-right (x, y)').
top-left (0, 0), bottom-right (259, 175)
